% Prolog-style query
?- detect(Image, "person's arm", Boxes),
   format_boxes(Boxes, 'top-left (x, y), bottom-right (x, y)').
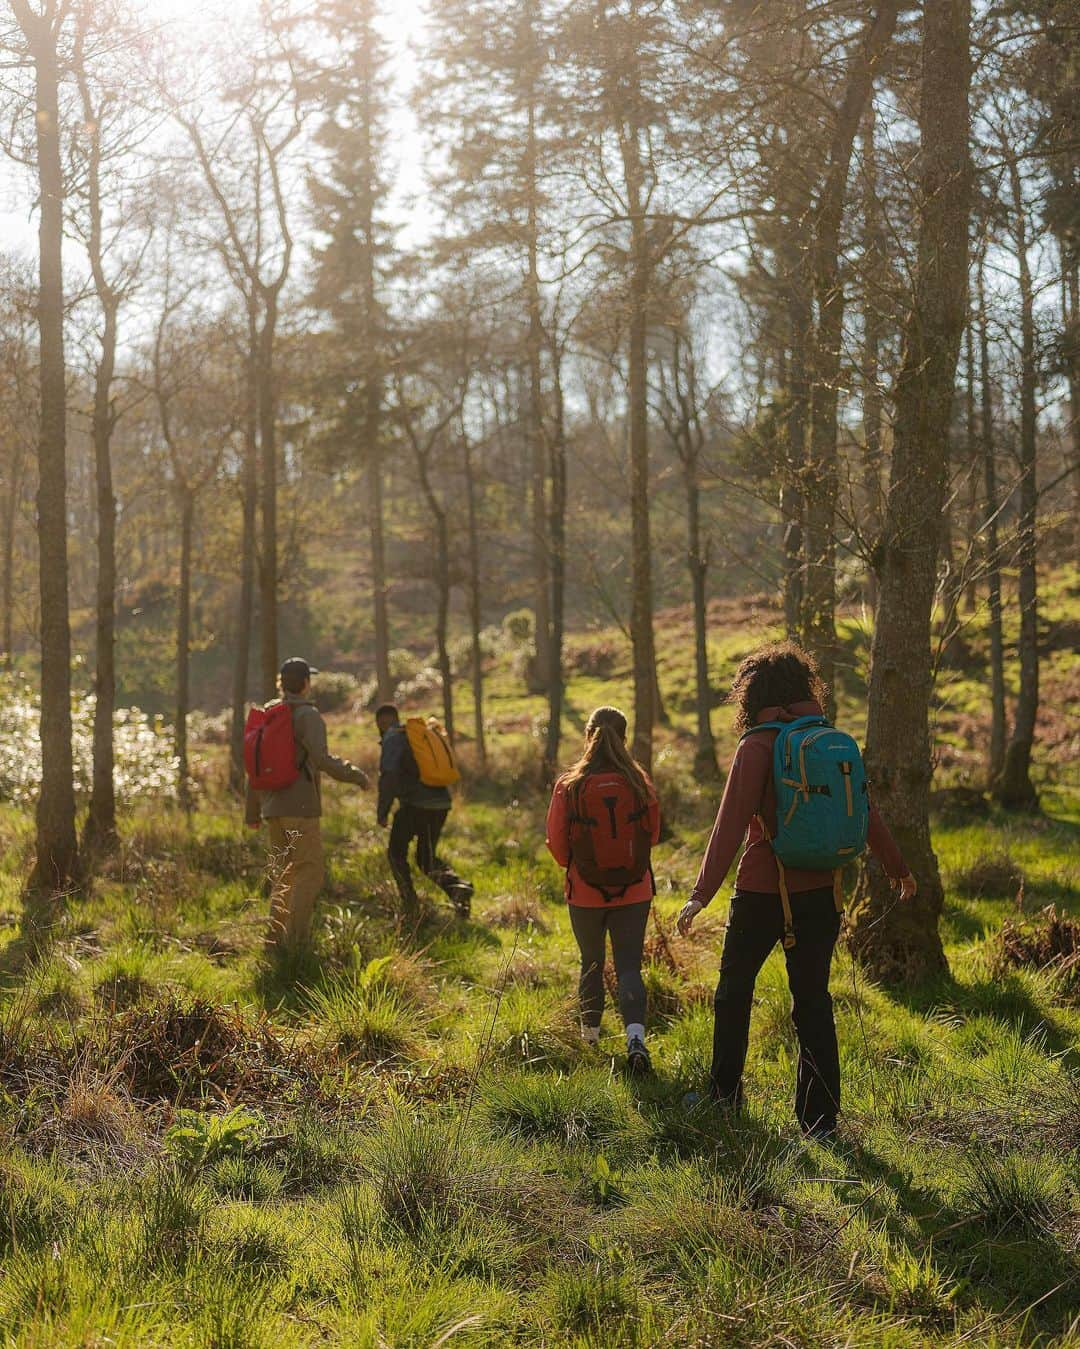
top-left (678, 739), bottom-right (769, 933)
top-left (244, 778), bottom-right (261, 828)
top-left (867, 802), bottom-right (911, 880)
top-left (296, 709), bottom-right (369, 788)
top-left (545, 781), bottom-right (571, 868)
top-left (377, 732), bottom-right (405, 825)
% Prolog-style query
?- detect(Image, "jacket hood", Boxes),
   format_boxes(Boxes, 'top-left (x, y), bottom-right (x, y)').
top-left (753, 698), bottom-right (824, 726)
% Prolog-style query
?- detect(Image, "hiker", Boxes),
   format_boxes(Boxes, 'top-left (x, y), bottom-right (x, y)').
top-left (375, 703), bottom-right (474, 917)
top-left (677, 642), bottom-right (916, 1138)
top-left (546, 706), bottom-right (661, 1074)
top-left (245, 658), bottom-right (370, 949)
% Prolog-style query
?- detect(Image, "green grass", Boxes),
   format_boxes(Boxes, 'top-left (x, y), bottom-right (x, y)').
top-left (0, 587), bottom-right (1078, 1345)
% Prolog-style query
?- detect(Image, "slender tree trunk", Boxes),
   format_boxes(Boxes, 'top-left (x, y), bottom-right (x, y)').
top-left (802, 2), bottom-right (900, 703)
top-left (1, 448), bottom-right (22, 667)
top-left (997, 155), bottom-right (1039, 809)
top-left (525, 103), bottom-right (551, 692)
top-left (686, 457), bottom-right (717, 777)
top-left (415, 451), bottom-right (454, 741)
top-left (978, 260), bottom-right (1005, 783)
top-left (543, 338), bottom-right (568, 779)
top-left (84, 295), bottom-right (119, 854)
top-left (1066, 262), bottom-right (1080, 551)
top-left (368, 380), bottom-right (392, 704)
top-left (229, 311), bottom-right (258, 791)
top-left (257, 292), bottom-right (279, 699)
top-left (462, 433), bottom-right (486, 765)
top-left (861, 103), bottom-right (884, 610)
top-left (26, 6), bottom-right (79, 899)
top-left (849, 0), bottom-right (972, 984)
top-left (176, 486), bottom-right (194, 812)
top-left (781, 288), bottom-right (809, 635)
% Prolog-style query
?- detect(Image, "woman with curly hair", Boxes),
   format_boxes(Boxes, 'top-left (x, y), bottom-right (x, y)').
top-left (546, 706), bottom-right (661, 1074)
top-left (678, 642), bottom-right (915, 1138)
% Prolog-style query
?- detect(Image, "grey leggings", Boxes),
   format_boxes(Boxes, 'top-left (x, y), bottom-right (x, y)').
top-left (568, 901), bottom-right (651, 1030)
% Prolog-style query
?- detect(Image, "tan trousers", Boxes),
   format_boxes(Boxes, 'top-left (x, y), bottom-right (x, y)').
top-left (266, 816), bottom-right (324, 947)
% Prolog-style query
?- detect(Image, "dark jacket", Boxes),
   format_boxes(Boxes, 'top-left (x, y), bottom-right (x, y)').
top-left (377, 724), bottom-right (451, 824)
top-left (245, 694), bottom-right (367, 823)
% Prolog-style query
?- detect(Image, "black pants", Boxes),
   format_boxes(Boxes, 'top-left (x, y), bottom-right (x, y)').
top-left (711, 887), bottom-right (841, 1133)
top-left (568, 900), bottom-right (651, 1030)
top-left (387, 806), bottom-right (468, 904)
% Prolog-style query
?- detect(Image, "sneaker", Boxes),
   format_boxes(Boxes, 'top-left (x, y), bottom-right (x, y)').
top-left (626, 1036), bottom-right (652, 1076)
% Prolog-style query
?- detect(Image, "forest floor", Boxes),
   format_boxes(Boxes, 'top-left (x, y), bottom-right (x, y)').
top-left (0, 570), bottom-right (1077, 1346)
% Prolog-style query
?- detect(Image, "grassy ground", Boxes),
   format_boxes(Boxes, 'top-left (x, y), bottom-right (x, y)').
top-left (0, 584), bottom-right (1077, 1346)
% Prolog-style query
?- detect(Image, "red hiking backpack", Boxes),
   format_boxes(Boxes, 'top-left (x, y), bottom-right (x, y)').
top-left (244, 702), bottom-right (300, 792)
top-left (568, 771), bottom-right (654, 902)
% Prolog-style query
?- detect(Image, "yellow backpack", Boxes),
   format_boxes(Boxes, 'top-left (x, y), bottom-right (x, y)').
top-left (404, 717), bottom-right (460, 787)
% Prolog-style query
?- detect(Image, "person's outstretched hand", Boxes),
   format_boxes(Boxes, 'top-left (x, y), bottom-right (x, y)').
top-left (897, 873), bottom-right (917, 901)
top-left (677, 898), bottom-right (704, 936)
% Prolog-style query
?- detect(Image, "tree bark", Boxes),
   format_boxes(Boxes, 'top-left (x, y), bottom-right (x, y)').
top-left (462, 432), bottom-right (486, 765)
top-left (801, 2), bottom-right (900, 703)
top-left (368, 377), bottom-right (392, 704)
top-left (997, 152), bottom-right (1039, 809)
top-left (686, 459), bottom-right (716, 777)
top-left (1, 440), bottom-right (25, 667)
top-left (176, 486), bottom-right (194, 812)
top-left (861, 102), bottom-right (884, 611)
top-left (22, 2), bottom-right (79, 899)
top-left (781, 290), bottom-right (809, 636)
top-left (229, 305), bottom-right (258, 791)
top-left (414, 447), bottom-right (454, 741)
top-left (525, 92), bottom-right (551, 693)
top-left (849, 0), bottom-right (972, 984)
top-left (543, 335), bottom-right (568, 779)
top-left (84, 292), bottom-right (119, 854)
top-left (1066, 262), bottom-right (1080, 554)
top-left (978, 259), bottom-right (1005, 783)
top-left (257, 289), bottom-right (279, 698)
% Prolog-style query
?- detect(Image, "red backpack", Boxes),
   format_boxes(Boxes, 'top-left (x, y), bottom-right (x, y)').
top-left (244, 702), bottom-right (300, 791)
top-left (568, 771), bottom-right (654, 901)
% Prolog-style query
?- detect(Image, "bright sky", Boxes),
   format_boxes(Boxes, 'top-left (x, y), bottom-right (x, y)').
top-left (0, 0), bottom-right (429, 261)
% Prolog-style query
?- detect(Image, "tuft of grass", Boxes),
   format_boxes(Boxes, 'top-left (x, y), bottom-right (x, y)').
top-left (954, 852), bottom-right (1024, 898)
top-left (957, 1151), bottom-right (1063, 1235)
top-left (479, 1069), bottom-right (647, 1150)
top-left (304, 974), bottom-right (422, 1062)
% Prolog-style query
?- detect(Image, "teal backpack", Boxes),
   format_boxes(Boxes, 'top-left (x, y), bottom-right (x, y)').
top-left (742, 715), bottom-right (869, 948)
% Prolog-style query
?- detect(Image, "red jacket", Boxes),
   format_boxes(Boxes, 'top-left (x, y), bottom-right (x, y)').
top-left (546, 769), bottom-right (661, 908)
top-left (690, 700), bottom-right (910, 907)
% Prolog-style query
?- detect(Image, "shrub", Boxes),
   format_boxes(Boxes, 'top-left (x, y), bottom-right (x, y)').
top-left (312, 670), bottom-right (363, 713)
top-left (993, 905), bottom-right (1080, 999)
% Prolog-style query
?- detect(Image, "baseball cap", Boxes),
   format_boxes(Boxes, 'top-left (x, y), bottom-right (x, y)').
top-left (279, 657), bottom-right (318, 682)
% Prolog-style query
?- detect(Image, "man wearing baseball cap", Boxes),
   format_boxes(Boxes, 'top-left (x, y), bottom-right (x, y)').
top-left (246, 657), bottom-right (369, 950)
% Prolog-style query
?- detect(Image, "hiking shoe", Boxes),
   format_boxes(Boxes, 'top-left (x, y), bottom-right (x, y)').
top-left (449, 883), bottom-right (473, 917)
top-left (804, 1119), bottom-right (838, 1143)
top-left (626, 1036), bottom-right (652, 1076)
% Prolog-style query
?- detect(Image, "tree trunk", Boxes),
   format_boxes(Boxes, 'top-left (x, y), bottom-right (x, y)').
top-left (802, 2), bottom-right (900, 703)
top-left (781, 290), bottom-right (809, 636)
top-left (525, 102), bottom-right (551, 692)
top-left (415, 449), bottom-right (454, 741)
top-left (978, 259), bottom-right (1005, 783)
top-left (687, 457), bottom-right (717, 778)
top-left (848, 0), bottom-right (971, 984)
top-left (257, 292), bottom-right (279, 699)
top-left (84, 294), bottom-right (119, 855)
top-left (543, 337), bottom-right (568, 779)
top-left (1, 446), bottom-right (22, 667)
top-left (462, 433), bottom-right (486, 766)
top-left (176, 487), bottom-right (194, 813)
top-left (368, 379), bottom-right (392, 704)
top-left (229, 310), bottom-right (258, 791)
top-left (861, 102), bottom-right (884, 610)
top-left (997, 154), bottom-right (1039, 809)
top-left (1066, 262), bottom-right (1080, 554)
top-left (26, 8), bottom-right (79, 899)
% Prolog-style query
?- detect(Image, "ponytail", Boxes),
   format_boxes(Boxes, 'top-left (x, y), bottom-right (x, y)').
top-left (561, 706), bottom-right (651, 806)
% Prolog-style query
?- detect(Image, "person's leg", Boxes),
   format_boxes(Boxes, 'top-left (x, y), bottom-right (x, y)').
top-left (607, 901), bottom-right (651, 1031)
top-left (388, 805), bottom-right (420, 915)
top-left (266, 817), bottom-right (291, 947)
top-left (784, 889), bottom-right (842, 1135)
top-left (416, 809), bottom-right (472, 910)
top-left (567, 904), bottom-right (608, 1041)
top-left (710, 892), bottom-right (781, 1107)
top-left (286, 817), bottom-right (324, 946)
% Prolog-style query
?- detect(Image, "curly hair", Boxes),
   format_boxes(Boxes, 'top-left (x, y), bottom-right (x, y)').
top-left (727, 641), bottom-right (827, 735)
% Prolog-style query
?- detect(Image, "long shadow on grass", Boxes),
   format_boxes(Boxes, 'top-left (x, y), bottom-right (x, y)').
top-left (850, 1142), bottom-right (1078, 1338)
top-left (884, 970), bottom-right (1079, 1061)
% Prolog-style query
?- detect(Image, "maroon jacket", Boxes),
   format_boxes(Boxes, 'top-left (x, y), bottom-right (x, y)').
top-left (690, 699), bottom-right (909, 907)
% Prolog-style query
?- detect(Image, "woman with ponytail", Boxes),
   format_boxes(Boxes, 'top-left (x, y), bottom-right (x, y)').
top-left (546, 706), bottom-right (661, 1073)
